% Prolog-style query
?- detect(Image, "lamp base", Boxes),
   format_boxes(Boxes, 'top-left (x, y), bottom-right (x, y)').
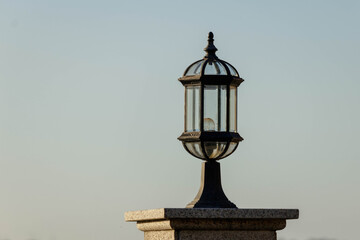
top-left (186, 161), bottom-right (237, 208)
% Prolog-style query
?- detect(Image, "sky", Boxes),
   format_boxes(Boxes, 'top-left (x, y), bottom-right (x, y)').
top-left (0, 0), bottom-right (360, 240)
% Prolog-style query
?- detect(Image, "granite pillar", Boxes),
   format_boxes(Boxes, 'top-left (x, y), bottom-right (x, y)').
top-left (125, 208), bottom-right (299, 240)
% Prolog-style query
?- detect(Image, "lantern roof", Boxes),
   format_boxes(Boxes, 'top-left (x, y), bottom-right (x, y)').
top-left (179, 32), bottom-right (243, 86)
top-left (182, 32), bottom-right (239, 77)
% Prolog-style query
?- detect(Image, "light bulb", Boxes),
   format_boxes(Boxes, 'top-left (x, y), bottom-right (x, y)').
top-left (204, 118), bottom-right (215, 131)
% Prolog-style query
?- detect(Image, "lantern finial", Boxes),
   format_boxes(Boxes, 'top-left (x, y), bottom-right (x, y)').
top-left (208, 32), bottom-right (214, 40)
top-left (204, 31), bottom-right (218, 58)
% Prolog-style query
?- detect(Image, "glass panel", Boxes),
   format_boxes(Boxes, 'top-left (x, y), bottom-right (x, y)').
top-left (204, 85), bottom-right (218, 131)
top-left (204, 85), bottom-right (226, 131)
top-left (204, 60), bottom-right (227, 75)
top-left (219, 142), bottom-right (238, 159)
top-left (203, 141), bottom-right (227, 159)
top-left (185, 86), bottom-right (201, 132)
top-left (184, 142), bottom-right (205, 159)
top-left (225, 62), bottom-right (239, 76)
top-left (229, 86), bottom-right (237, 132)
top-left (185, 60), bottom-right (204, 76)
top-left (219, 85), bottom-right (226, 131)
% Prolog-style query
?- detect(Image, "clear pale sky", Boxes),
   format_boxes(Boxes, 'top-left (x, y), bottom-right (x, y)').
top-left (1, 1), bottom-right (359, 240)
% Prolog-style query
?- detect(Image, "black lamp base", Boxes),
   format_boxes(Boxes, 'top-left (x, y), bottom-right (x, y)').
top-left (186, 161), bottom-right (237, 208)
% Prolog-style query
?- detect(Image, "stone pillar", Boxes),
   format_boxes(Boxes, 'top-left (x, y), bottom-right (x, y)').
top-left (125, 208), bottom-right (299, 240)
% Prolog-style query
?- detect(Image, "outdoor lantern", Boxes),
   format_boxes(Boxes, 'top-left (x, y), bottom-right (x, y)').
top-left (178, 32), bottom-right (244, 208)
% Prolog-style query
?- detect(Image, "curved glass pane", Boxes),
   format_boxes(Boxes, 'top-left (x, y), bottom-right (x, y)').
top-left (184, 142), bottom-right (204, 159)
top-left (219, 142), bottom-right (238, 159)
top-left (204, 60), bottom-right (227, 75)
top-left (203, 141), bottom-right (227, 159)
top-left (185, 86), bottom-right (201, 132)
top-left (184, 60), bottom-right (205, 76)
top-left (224, 62), bottom-right (239, 76)
top-left (204, 85), bottom-right (227, 131)
top-left (229, 86), bottom-right (237, 132)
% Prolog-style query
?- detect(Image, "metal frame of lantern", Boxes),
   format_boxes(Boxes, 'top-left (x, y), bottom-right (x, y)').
top-left (178, 32), bottom-right (244, 208)
top-left (178, 32), bottom-right (244, 161)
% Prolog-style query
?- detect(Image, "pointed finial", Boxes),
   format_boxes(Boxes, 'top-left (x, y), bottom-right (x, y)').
top-left (208, 32), bottom-right (214, 40)
top-left (204, 31), bottom-right (218, 59)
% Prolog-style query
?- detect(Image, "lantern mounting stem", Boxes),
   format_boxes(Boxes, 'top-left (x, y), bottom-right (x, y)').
top-left (204, 32), bottom-right (218, 59)
top-left (186, 161), bottom-right (237, 208)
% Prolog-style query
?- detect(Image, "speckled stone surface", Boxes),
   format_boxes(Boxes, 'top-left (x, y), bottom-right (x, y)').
top-left (125, 208), bottom-right (299, 222)
top-left (144, 230), bottom-right (276, 240)
top-left (125, 208), bottom-right (299, 240)
top-left (178, 230), bottom-right (276, 240)
top-left (144, 230), bottom-right (175, 240)
top-left (136, 219), bottom-right (286, 231)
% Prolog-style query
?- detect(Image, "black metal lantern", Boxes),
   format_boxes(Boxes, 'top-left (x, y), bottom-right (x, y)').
top-left (178, 32), bottom-right (244, 208)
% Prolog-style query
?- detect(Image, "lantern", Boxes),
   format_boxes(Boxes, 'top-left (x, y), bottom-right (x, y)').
top-left (178, 32), bottom-right (244, 208)
top-left (178, 32), bottom-right (244, 161)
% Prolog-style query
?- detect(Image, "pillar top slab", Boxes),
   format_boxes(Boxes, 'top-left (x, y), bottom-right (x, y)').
top-left (125, 208), bottom-right (299, 222)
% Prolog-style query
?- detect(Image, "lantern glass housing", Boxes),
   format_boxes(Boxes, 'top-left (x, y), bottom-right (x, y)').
top-left (178, 32), bottom-right (244, 161)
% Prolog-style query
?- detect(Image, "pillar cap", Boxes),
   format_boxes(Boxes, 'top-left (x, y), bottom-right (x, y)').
top-left (125, 208), bottom-right (299, 222)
